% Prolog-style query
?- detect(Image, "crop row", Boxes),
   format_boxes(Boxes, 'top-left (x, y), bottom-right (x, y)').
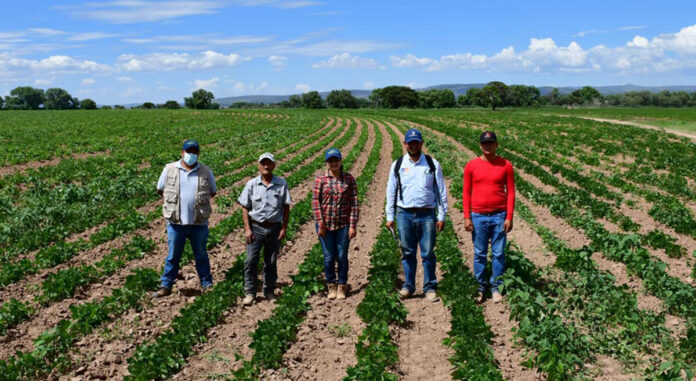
top-left (232, 120), bottom-right (379, 379)
top-left (123, 117), bottom-right (360, 380)
top-left (0, 116), bottom-right (346, 380)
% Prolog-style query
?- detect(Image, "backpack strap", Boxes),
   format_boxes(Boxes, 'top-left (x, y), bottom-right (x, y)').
top-left (424, 155), bottom-right (441, 206)
top-left (393, 156), bottom-right (404, 214)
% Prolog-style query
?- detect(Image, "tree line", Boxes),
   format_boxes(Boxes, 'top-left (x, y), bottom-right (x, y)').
top-left (3, 83), bottom-right (696, 111)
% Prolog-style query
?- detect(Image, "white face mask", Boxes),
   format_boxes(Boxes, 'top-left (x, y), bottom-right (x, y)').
top-left (183, 152), bottom-right (198, 166)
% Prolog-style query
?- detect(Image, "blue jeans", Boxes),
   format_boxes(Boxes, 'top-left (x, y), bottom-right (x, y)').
top-left (161, 224), bottom-right (213, 289)
top-left (396, 207), bottom-right (437, 293)
top-left (317, 224), bottom-right (350, 285)
top-left (471, 211), bottom-right (507, 293)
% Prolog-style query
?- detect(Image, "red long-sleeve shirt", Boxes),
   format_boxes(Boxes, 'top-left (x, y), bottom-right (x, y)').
top-left (463, 156), bottom-right (515, 220)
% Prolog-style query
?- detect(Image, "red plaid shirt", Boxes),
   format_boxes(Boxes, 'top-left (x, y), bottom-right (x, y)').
top-left (312, 170), bottom-right (359, 231)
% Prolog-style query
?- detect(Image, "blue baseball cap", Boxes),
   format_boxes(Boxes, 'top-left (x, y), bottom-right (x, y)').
top-left (404, 128), bottom-right (423, 143)
top-left (182, 140), bottom-right (199, 151)
top-left (324, 148), bottom-right (342, 161)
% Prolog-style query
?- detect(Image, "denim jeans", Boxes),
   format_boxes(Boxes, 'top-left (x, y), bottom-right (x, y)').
top-left (161, 223), bottom-right (213, 289)
top-left (244, 222), bottom-right (281, 295)
top-left (317, 224), bottom-right (350, 285)
top-left (471, 211), bottom-right (507, 293)
top-left (396, 207), bottom-right (437, 293)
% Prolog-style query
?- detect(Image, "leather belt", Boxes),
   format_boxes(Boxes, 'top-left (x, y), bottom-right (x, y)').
top-left (251, 220), bottom-right (280, 228)
top-left (473, 210), bottom-right (506, 216)
top-left (401, 207), bottom-right (434, 213)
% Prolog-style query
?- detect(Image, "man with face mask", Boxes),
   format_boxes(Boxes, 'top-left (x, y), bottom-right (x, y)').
top-left (238, 152), bottom-right (291, 306)
top-left (152, 139), bottom-right (217, 298)
top-left (386, 128), bottom-right (448, 303)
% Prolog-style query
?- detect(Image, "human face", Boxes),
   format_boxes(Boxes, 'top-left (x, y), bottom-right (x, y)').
top-left (326, 156), bottom-right (341, 172)
top-left (258, 158), bottom-right (275, 176)
top-left (480, 141), bottom-right (498, 156)
top-left (405, 140), bottom-right (423, 156)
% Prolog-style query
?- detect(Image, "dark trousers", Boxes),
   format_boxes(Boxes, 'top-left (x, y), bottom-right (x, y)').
top-left (244, 222), bottom-right (281, 294)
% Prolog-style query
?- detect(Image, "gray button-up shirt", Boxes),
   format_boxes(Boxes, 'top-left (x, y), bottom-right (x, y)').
top-left (238, 175), bottom-right (291, 224)
top-left (157, 161), bottom-right (217, 225)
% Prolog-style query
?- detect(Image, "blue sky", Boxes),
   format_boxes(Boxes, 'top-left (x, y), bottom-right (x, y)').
top-left (1, 0), bottom-right (696, 104)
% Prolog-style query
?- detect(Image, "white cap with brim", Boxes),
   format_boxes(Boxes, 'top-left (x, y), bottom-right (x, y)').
top-left (258, 152), bottom-right (275, 163)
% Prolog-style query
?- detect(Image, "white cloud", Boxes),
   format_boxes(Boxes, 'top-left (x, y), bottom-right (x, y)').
top-left (312, 52), bottom-right (384, 69)
top-left (226, 81), bottom-right (269, 94)
top-left (82, 78), bottom-right (96, 85)
top-left (363, 81), bottom-right (374, 89)
top-left (123, 34), bottom-right (272, 46)
top-left (193, 77), bottom-right (220, 90)
top-left (69, 32), bottom-right (120, 41)
top-left (62, 1), bottom-right (226, 23)
top-left (390, 54), bottom-right (435, 68)
top-left (118, 50), bottom-right (249, 71)
top-left (28, 28), bottom-right (67, 36)
top-left (268, 55), bottom-right (288, 70)
top-left (234, 0), bottom-right (322, 8)
top-left (116, 76), bottom-right (134, 82)
top-left (0, 54), bottom-right (112, 74)
top-left (33, 79), bottom-right (53, 86)
top-left (574, 25), bottom-right (646, 37)
top-left (295, 83), bottom-right (310, 92)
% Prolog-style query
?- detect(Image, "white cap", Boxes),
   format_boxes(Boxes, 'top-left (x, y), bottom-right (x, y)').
top-left (258, 152), bottom-right (275, 163)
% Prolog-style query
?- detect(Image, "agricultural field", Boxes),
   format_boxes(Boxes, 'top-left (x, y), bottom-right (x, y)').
top-left (0, 108), bottom-right (695, 380)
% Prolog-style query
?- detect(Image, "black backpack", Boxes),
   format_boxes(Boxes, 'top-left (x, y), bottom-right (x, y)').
top-left (393, 154), bottom-right (440, 210)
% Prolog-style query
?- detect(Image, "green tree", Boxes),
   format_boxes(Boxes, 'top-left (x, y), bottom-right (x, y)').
top-left (418, 89), bottom-right (456, 108)
top-left (508, 85), bottom-right (540, 107)
top-left (44, 88), bottom-right (79, 110)
top-left (370, 86), bottom-right (419, 108)
top-left (184, 89), bottom-right (215, 109)
top-left (457, 94), bottom-right (470, 107)
top-left (142, 102), bottom-right (155, 109)
top-left (570, 86), bottom-right (603, 105)
top-left (80, 98), bottom-right (97, 110)
top-left (114, 105), bottom-right (125, 109)
top-left (288, 94), bottom-right (302, 108)
top-left (326, 89), bottom-right (359, 108)
top-left (160, 100), bottom-right (180, 109)
top-left (481, 81), bottom-right (509, 111)
top-left (300, 91), bottom-right (325, 109)
top-left (100, 105), bottom-right (112, 110)
top-left (6, 86), bottom-right (45, 110)
top-left (0, 96), bottom-right (4, 110)
top-left (464, 88), bottom-right (489, 108)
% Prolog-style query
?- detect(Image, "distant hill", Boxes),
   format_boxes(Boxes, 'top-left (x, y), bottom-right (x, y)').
top-left (213, 84), bottom-right (696, 106)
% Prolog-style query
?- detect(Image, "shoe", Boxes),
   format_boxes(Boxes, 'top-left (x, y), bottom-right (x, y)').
top-left (475, 291), bottom-right (485, 304)
top-left (264, 290), bottom-right (277, 301)
top-left (336, 285), bottom-right (347, 300)
top-left (327, 284), bottom-right (338, 300)
top-left (398, 288), bottom-right (412, 299)
top-left (492, 291), bottom-right (503, 303)
top-left (425, 291), bottom-right (440, 303)
top-left (202, 284), bottom-right (214, 294)
top-left (151, 286), bottom-right (171, 298)
top-left (242, 294), bottom-right (255, 306)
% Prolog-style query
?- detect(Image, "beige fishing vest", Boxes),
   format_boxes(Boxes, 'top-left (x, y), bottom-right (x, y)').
top-left (162, 161), bottom-right (213, 224)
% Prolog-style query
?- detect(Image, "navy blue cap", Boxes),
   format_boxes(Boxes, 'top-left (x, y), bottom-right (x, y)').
top-left (182, 140), bottom-right (199, 151)
top-left (404, 128), bottom-right (423, 143)
top-left (480, 131), bottom-right (497, 143)
top-left (324, 148), bottom-right (342, 161)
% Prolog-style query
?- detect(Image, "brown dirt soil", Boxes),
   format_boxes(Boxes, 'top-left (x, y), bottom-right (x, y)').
top-left (168, 118), bottom-right (373, 381)
top-left (65, 118), bottom-right (363, 381)
top-left (384, 121), bottom-right (455, 381)
top-left (573, 116), bottom-right (696, 142)
top-left (0, 118), bottom-right (351, 362)
top-left (0, 150), bottom-right (111, 178)
top-left (254, 120), bottom-right (392, 381)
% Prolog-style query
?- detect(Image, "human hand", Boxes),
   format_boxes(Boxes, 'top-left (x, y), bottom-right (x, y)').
top-left (504, 219), bottom-right (513, 233)
top-left (464, 219), bottom-right (473, 232)
top-left (245, 229), bottom-right (255, 244)
top-left (279, 228), bottom-right (287, 241)
top-left (349, 227), bottom-right (357, 239)
top-left (436, 221), bottom-right (445, 232)
top-left (386, 221), bottom-right (395, 232)
top-left (318, 226), bottom-right (327, 238)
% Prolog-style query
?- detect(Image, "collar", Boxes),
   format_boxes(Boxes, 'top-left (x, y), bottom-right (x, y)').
top-left (406, 153), bottom-right (424, 165)
top-left (324, 169), bottom-right (343, 179)
top-left (175, 160), bottom-right (200, 172)
top-left (256, 175), bottom-right (280, 186)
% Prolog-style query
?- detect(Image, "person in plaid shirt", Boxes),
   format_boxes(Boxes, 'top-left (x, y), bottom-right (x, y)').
top-left (312, 148), bottom-right (359, 300)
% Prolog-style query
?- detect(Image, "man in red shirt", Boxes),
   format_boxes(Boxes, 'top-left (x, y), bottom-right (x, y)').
top-left (463, 131), bottom-right (515, 303)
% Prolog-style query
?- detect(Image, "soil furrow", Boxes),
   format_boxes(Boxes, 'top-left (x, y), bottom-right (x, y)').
top-left (169, 118), bottom-right (372, 381)
top-left (0, 118), bottom-right (350, 362)
top-left (257, 119), bottom-right (390, 381)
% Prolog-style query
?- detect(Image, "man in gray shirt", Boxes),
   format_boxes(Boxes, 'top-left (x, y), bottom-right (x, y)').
top-left (153, 139), bottom-right (216, 298)
top-left (238, 152), bottom-right (291, 306)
